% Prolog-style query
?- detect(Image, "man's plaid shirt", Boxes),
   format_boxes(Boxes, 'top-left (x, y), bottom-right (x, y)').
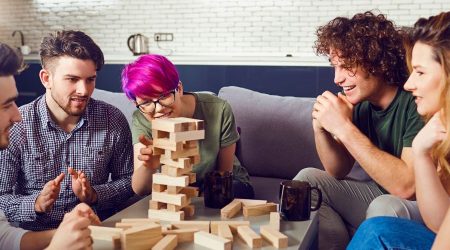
top-left (0, 96), bottom-right (134, 230)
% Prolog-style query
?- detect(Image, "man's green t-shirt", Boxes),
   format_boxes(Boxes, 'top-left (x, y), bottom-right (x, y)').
top-left (353, 88), bottom-right (424, 158)
top-left (131, 92), bottom-right (250, 185)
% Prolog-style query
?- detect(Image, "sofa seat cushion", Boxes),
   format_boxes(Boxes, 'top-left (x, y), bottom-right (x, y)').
top-left (219, 86), bottom-right (323, 180)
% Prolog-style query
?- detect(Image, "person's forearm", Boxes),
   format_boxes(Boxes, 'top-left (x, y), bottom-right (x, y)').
top-left (337, 123), bottom-right (415, 198)
top-left (217, 144), bottom-right (235, 172)
top-left (0, 193), bottom-right (40, 223)
top-left (314, 128), bottom-right (354, 178)
top-left (21, 230), bottom-right (55, 250)
top-left (132, 165), bottom-right (155, 196)
top-left (432, 207), bottom-right (450, 249)
top-left (415, 154), bottom-right (450, 232)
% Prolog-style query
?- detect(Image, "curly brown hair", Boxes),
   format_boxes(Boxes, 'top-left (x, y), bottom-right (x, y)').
top-left (314, 11), bottom-right (408, 87)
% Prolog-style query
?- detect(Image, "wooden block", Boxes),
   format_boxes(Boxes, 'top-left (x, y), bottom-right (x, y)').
top-left (190, 155), bottom-right (200, 165)
top-left (179, 186), bottom-right (199, 198)
top-left (115, 221), bottom-right (158, 230)
top-left (270, 212), bottom-right (281, 231)
top-left (186, 172), bottom-right (196, 184)
top-left (235, 199), bottom-right (267, 207)
top-left (194, 231), bottom-right (232, 250)
top-left (164, 146), bottom-right (199, 159)
top-left (149, 200), bottom-right (166, 210)
top-left (121, 218), bottom-right (160, 224)
top-left (170, 221), bottom-right (210, 232)
top-left (152, 191), bottom-right (188, 207)
top-left (163, 228), bottom-right (198, 242)
top-left (152, 147), bottom-right (165, 156)
top-left (167, 186), bottom-right (182, 195)
top-left (152, 234), bottom-right (178, 250)
top-left (153, 173), bottom-right (189, 187)
top-left (152, 129), bottom-right (169, 140)
top-left (161, 165), bottom-right (193, 177)
top-left (217, 224), bottom-right (233, 242)
top-left (167, 204), bottom-right (182, 212)
top-left (237, 226), bottom-right (263, 248)
top-left (170, 130), bottom-right (205, 142)
top-left (121, 224), bottom-right (163, 250)
top-left (221, 199), bottom-right (242, 219)
top-left (260, 225), bottom-right (288, 248)
top-left (160, 157), bottom-right (192, 169)
top-left (152, 117), bottom-right (203, 132)
top-left (152, 184), bottom-right (167, 193)
top-left (243, 203), bottom-right (277, 217)
top-left (90, 226), bottom-right (122, 249)
top-left (153, 138), bottom-right (184, 151)
top-left (181, 204), bottom-right (195, 218)
top-left (148, 209), bottom-right (184, 221)
top-left (210, 221), bottom-right (250, 234)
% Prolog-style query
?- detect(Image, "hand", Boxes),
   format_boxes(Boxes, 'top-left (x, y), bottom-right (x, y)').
top-left (412, 112), bottom-right (446, 155)
top-left (69, 167), bottom-right (97, 205)
top-left (312, 91), bottom-right (354, 138)
top-left (138, 135), bottom-right (161, 170)
top-left (71, 203), bottom-right (101, 226)
top-left (46, 204), bottom-right (94, 250)
top-left (35, 173), bottom-right (65, 213)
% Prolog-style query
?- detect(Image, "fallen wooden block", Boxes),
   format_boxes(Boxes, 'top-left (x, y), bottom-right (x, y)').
top-left (217, 223), bottom-right (233, 242)
top-left (235, 199), bottom-right (267, 207)
top-left (153, 173), bottom-right (189, 187)
top-left (121, 218), bottom-right (160, 224)
top-left (90, 225), bottom-right (122, 250)
top-left (260, 225), bottom-right (288, 248)
top-left (194, 231), bottom-right (232, 250)
top-left (221, 199), bottom-right (242, 219)
top-left (243, 203), bottom-right (277, 217)
top-left (148, 209), bottom-right (185, 221)
top-left (170, 221), bottom-right (210, 232)
top-left (121, 224), bottom-right (163, 250)
top-left (270, 212), bottom-right (281, 231)
top-left (163, 228), bottom-right (198, 242)
top-left (115, 221), bottom-right (158, 230)
top-left (152, 234), bottom-right (178, 250)
top-left (210, 221), bottom-right (250, 234)
top-left (237, 226), bottom-right (263, 248)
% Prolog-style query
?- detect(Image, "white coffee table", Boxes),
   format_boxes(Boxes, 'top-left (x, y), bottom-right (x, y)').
top-left (95, 196), bottom-right (317, 249)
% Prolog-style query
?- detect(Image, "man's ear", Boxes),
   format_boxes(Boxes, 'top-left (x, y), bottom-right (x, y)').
top-left (39, 69), bottom-right (51, 89)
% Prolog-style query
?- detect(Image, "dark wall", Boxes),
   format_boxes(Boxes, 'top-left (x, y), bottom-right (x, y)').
top-left (15, 62), bottom-right (338, 106)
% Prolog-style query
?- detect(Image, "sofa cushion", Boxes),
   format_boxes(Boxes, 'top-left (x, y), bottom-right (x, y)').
top-left (219, 86), bottom-right (323, 180)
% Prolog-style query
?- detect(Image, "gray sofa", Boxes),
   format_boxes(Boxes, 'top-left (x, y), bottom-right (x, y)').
top-left (92, 86), bottom-right (323, 202)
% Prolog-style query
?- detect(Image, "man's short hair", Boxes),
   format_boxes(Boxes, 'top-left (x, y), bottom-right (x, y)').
top-left (0, 43), bottom-right (25, 76)
top-left (314, 11), bottom-right (409, 87)
top-left (39, 30), bottom-right (104, 71)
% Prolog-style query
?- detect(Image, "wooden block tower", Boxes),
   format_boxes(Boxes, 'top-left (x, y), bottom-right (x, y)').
top-left (148, 117), bottom-right (205, 221)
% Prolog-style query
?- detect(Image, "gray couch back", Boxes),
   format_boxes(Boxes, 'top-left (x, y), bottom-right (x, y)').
top-left (218, 86), bottom-right (323, 180)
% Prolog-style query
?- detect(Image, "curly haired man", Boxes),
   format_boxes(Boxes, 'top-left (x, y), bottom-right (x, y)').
top-left (294, 11), bottom-right (424, 249)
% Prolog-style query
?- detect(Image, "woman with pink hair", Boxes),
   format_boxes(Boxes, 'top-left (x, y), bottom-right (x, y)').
top-left (121, 54), bottom-right (254, 199)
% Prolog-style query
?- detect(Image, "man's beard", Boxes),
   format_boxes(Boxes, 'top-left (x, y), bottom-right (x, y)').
top-left (51, 91), bottom-right (88, 117)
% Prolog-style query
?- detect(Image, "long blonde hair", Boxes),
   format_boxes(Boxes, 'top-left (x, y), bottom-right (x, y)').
top-left (407, 12), bottom-right (450, 173)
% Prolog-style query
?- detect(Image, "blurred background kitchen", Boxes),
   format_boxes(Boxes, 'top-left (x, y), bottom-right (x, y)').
top-left (0, 0), bottom-right (447, 105)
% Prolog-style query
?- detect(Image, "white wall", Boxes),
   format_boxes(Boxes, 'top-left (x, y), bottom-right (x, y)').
top-left (0, 0), bottom-right (447, 63)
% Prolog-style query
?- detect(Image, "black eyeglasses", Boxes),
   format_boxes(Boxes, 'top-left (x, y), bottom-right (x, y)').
top-left (135, 88), bottom-right (177, 114)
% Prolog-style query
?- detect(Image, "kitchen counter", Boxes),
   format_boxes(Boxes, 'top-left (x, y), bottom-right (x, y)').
top-left (23, 53), bottom-right (329, 67)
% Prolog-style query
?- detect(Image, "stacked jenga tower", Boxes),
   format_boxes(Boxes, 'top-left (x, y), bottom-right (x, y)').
top-left (148, 117), bottom-right (205, 221)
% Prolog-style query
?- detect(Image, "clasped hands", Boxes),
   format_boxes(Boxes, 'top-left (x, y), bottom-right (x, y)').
top-left (35, 167), bottom-right (97, 213)
top-left (312, 91), bottom-right (354, 138)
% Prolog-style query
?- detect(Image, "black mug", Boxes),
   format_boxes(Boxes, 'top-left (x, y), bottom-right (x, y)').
top-left (279, 180), bottom-right (322, 221)
top-left (203, 170), bottom-right (233, 209)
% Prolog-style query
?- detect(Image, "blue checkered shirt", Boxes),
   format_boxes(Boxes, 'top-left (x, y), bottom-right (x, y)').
top-left (0, 96), bottom-right (133, 230)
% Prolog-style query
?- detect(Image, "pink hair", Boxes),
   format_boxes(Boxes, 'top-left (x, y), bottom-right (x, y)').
top-left (121, 54), bottom-right (179, 100)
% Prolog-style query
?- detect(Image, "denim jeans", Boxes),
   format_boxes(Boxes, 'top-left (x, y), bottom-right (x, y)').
top-left (347, 216), bottom-right (435, 250)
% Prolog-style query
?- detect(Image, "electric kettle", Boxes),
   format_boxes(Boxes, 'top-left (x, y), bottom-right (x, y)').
top-left (127, 33), bottom-right (149, 55)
